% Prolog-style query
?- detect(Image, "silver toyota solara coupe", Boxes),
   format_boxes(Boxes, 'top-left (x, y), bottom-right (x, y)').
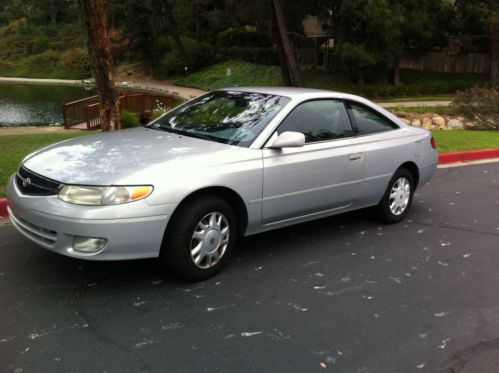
top-left (6, 87), bottom-right (438, 281)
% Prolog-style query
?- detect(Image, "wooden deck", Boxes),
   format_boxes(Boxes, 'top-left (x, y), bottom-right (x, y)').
top-left (68, 122), bottom-right (90, 130)
top-left (62, 92), bottom-right (174, 130)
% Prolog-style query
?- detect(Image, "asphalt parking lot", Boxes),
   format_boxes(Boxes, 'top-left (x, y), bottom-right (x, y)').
top-left (1, 162), bottom-right (499, 373)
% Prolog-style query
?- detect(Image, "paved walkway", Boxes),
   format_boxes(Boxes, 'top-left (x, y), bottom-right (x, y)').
top-left (0, 126), bottom-right (70, 136)
top-left (0, 77), bottom-right (84, 86)
top-left (0, 76), bottom-right (205, 101)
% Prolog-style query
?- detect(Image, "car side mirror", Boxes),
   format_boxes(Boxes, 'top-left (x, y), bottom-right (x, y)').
top-left (268, 131), bottom-right (305, 149)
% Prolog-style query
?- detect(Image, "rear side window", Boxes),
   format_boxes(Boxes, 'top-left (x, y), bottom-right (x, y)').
top-left (348, 102), bottom-right (399, 135)
top-left (277, 100), bottom-right (354, 143)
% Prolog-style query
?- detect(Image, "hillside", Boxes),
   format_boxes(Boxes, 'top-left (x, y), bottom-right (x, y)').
top-left (0, 20), bottom-right (88, 79)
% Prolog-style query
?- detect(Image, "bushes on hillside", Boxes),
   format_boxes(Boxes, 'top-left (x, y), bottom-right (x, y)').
top-left (32, 34), bottom-right (49, 54)
top-left (217, 26), bottom-right (271, 48)
top-left (58, 47), bottom-right (89, 75)
top-left (153, 37), bottom-right (215, 78)
top-left (226, 47), bottom-right (278, 65)
top-left (29, 49), bottom-right (60, 69)
top-left (216, 26), bottom-right (277, 66)
top-left (453, 87), bottom-right (499, 129)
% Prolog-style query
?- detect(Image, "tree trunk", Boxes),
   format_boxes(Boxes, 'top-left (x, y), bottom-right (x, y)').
top-left (161, 0), bottom-right (190, 74)
top-left (79, 0), bottom-right (121, 132)
top-left (269, 0), bottom-right (291, 86)
top-left (194, 0), bottom-right (202, 41)
top-left (270, 0), bottom-right (304, 87)
top-left (491, 21), bottom-right (499, 87)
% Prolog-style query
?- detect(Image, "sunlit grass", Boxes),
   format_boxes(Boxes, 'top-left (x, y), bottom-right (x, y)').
top-left (0, 132), bottom-right (87, 197)
top-left (431, 130), bottom-right (499, 153)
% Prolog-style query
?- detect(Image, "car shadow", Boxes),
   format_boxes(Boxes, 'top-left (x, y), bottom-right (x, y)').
top-left (19, 206), bottom-right (424, 292)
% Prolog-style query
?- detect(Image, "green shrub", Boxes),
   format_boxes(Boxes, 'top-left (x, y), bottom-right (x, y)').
top-left (31, 49), bottom-right (60, 64)
top-left (226, 47), bottom-right (278, 65)
top-left (153, 37), bottom-right (215, 78)
top-left (453, 87), bottom-right (499, 129)
top-left (217, 26), bottom-right (271, 48)
top-left (121, 110), bottom-right (140, 129)
top-left (58, 47), bottom-right (89, 75)
top-left (32, 34), bottom-right (49, 54)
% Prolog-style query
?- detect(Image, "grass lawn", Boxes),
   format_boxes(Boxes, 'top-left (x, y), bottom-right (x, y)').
top-left (432, 130), bottom-right (499, 153)
top-left (0, 130), bottom-right (498, 198)
top-left (387, 106), bottom-right (459, 115)
top-left (176, 60), bottom-right (487, 99)
top-left (0, 132), bottom-right (87, 197)
top-left (374, 95), bottom-right (456, 103)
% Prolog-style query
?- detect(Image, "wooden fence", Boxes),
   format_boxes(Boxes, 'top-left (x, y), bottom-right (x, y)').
top-left (62, 92), bottom-right (174, 130)
top-left (400, 52), bottom-right (490, 74)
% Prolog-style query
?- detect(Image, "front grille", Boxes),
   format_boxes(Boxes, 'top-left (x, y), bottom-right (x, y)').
top-left (16, 166), bottom-right (62, 196)
top-left (8, 207), bottom-right (58, 248)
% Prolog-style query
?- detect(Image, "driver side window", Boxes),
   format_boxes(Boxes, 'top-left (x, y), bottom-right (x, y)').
top-left (277, 100), bottom-right (353, 143)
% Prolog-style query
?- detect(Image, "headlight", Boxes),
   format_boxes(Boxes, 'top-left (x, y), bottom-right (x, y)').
top-left (58, 185), bottom-right (153, 205)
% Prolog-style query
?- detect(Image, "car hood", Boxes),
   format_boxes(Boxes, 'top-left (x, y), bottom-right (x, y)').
top-left (23, 127), bottom-right (245, 185)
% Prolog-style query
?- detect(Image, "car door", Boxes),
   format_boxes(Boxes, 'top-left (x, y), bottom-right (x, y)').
top-left (345, 100), bottom-right (407, 207)
top-left (261, 99), bottom-right (365, 226)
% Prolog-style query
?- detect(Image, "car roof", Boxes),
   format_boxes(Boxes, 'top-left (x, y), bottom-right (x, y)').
top-left (217, 86), bottom-right (364, 102)
top-left (216, 86), bottom-right (410, 137)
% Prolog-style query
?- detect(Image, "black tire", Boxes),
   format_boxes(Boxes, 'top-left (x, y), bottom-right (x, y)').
top-left (376, 168), bottom-right (414, 224)
top-left (160, 195), bottom-right (237, 282)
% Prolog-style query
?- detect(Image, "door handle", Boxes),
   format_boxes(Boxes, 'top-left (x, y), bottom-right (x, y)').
top-left (349, 153), bottom-right (363, 161)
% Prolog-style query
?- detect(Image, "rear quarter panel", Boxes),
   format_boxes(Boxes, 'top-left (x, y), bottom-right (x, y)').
top-left (356, 128), bottom-right (423, 207)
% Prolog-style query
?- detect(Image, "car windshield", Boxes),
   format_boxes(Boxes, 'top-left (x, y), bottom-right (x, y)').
top-left (148, 90), bottom-right (290, 147)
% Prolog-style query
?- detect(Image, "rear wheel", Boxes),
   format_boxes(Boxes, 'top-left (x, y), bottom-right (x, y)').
top-left (376, 168), bottom-right (414, 224)
top-left (161, 195), bottom-right (237, 281)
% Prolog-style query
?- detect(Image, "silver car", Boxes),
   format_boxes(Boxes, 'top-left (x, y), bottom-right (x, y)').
top-left (6, 87), bottom-right (438, 281)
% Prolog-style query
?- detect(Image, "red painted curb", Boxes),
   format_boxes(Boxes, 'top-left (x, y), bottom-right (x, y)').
top-left (438, 148), bottom-right (499, 164)
top-left (0, 198), bottom-right (7, 219)
top-left (0, 148), bottom-right (498, 220)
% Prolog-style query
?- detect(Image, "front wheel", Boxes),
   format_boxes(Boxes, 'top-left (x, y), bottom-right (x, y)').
top-left (376, 168), bottom-right (414, 224)
top-left (160, 196), bottom-right (237, 282)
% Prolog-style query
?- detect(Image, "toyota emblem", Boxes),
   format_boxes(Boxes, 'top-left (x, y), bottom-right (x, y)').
top-left (23, 177), bottom-right (31, 187)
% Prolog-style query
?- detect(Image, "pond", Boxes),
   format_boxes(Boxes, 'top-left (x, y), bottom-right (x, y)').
top-left (0, 83), bottom-right (96, 127)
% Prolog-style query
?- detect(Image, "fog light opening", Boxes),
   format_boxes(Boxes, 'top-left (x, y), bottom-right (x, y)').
top-left (73, 236), bottom-right (108, 254)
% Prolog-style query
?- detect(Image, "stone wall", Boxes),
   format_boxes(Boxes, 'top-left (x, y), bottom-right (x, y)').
top-left (394, 112), bottom-right (473, 130)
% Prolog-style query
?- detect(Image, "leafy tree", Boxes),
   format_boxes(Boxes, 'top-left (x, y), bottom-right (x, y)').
top-left (334, 0), bottom-right (403, 85)
top-left (392, 0), bottom-right (452, 85)
top-left (450, 0), bottom-right (499, 86)
top-left (491, 10), bottom-right (499, 86)
top-left (160, 0), bottom-right (190, 74)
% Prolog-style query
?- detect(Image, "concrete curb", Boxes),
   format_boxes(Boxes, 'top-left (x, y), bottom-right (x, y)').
top-left (0, 199), bottom-right (7, 219)
top-left (438, 148), bottom-right (499, 164)
top-left (1, 148), bottom-right (498, 220)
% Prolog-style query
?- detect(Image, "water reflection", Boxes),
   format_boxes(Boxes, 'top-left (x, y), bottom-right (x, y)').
top-left (0, 83), bottom-right (96, 126)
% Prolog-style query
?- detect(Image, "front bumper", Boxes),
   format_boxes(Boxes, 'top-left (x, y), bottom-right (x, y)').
top-left (6, 175), bottom-right (176, 260)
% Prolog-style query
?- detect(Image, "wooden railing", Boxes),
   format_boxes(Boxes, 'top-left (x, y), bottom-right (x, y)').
top-left (85, 103), bottom-right (101, 130)
top-left (62, 92), bottom-right (174, 130)
top-left (62, 95), bottom-right (99, 129)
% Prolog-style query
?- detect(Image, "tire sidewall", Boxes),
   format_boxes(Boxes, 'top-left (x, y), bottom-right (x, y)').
top-left (379, 169), bottom-right (414, 224)
top-left (162, 196), bottom-right (237, 281)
